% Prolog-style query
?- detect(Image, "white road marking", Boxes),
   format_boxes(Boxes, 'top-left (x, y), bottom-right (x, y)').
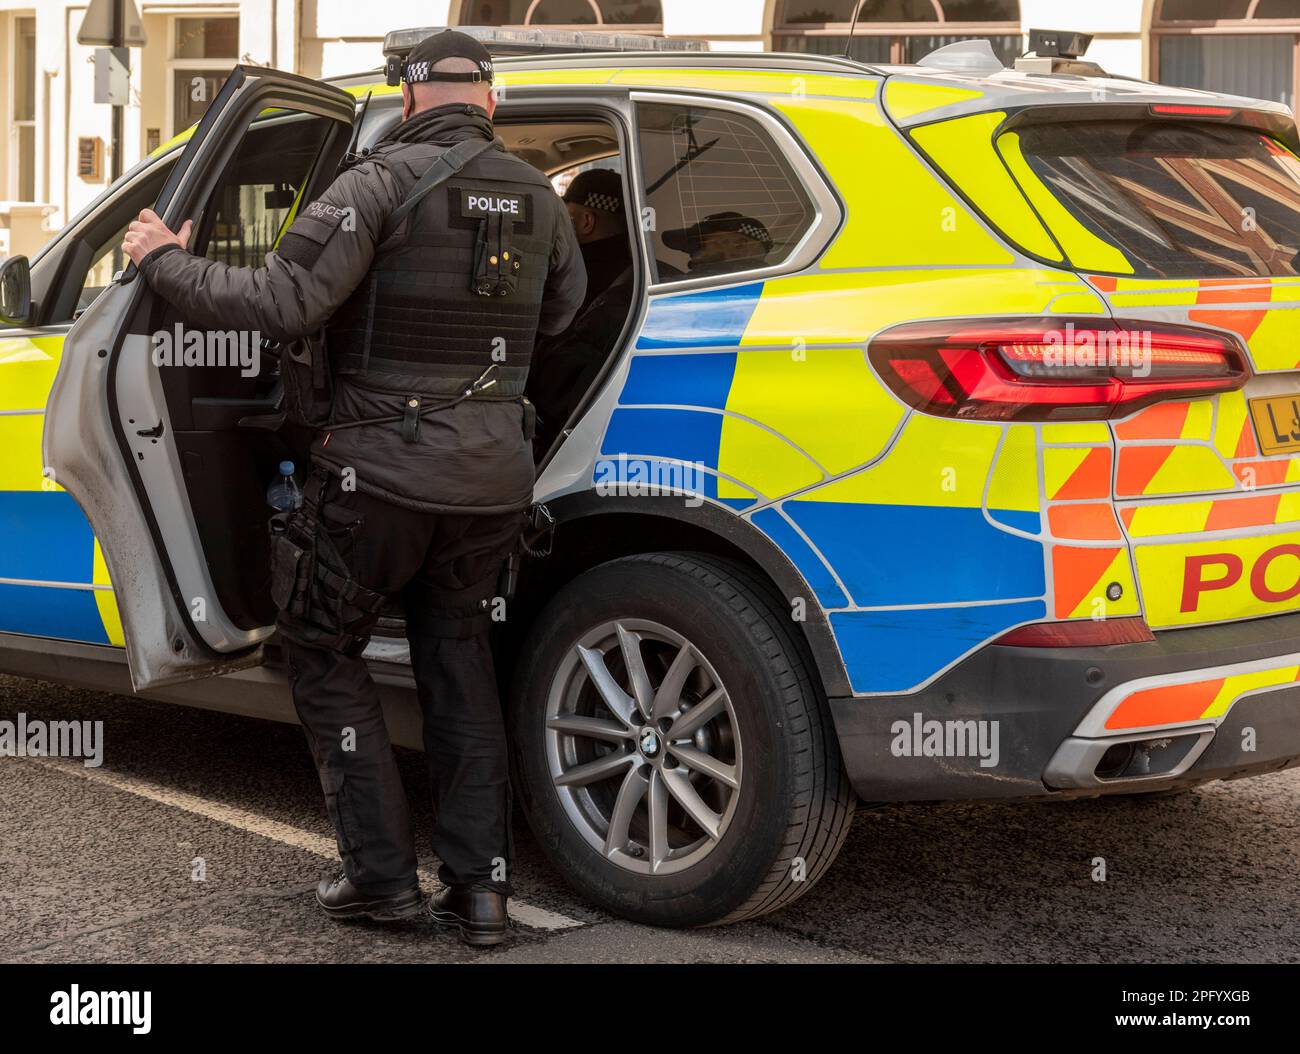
top-left (31, 756), bottom-right (585, 932)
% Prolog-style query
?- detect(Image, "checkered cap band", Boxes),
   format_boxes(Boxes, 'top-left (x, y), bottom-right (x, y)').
top-left (737, 222), bottom-right (771, 246)
top-left (580, 191), bottom-right (621, 213)
top-left (402, 58), bottom-right (492, 83)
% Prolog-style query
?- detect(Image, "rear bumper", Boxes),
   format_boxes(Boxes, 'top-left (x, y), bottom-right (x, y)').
top-left (828, 611), bottom-right (1300, 802)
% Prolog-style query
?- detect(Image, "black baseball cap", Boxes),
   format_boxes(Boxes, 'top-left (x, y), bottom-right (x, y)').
top-left (563, 170), bottom-right (624, 214)
top-left (663, 211), bottom-right (773, 254)
top-left (394, 29), bottom-right (495, 86)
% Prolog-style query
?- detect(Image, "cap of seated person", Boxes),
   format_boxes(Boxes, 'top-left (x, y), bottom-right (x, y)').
top-left (562, 169), bottom-right (625, 243)
top-left (663, 211), bottom-right (773, 272)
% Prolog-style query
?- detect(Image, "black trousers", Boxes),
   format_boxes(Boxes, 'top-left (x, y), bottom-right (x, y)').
top-left (279, 472), bottom-right (525, 897)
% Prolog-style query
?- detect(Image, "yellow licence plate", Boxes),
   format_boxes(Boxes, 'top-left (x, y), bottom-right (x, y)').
top-left (1249, 393), bottom-right (1300, 456)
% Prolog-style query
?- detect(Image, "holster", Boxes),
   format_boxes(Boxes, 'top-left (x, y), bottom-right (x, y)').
top-left (269, 469), bottom-right (388, 654)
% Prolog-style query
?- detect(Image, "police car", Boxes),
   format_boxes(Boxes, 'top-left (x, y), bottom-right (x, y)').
top-left (5, 26), bottom-right (1300, 928)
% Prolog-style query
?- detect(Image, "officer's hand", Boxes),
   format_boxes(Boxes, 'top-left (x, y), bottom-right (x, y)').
top-left (122, 209), bottom-right (193, 265)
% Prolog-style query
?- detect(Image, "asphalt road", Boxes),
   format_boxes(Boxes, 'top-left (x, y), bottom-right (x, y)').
top-left (2, 672), bottom-right (1298, 964)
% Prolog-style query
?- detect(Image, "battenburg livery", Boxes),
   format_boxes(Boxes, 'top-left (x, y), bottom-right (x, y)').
top-left (4, 27), bottom-right (1300, 928)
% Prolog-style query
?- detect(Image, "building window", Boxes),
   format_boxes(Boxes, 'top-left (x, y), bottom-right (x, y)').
top-left (635, 101), bottom-right (816, 282)
top-left (1153, 1), bottom-right (1300, 109)
top-left (12, 15), bottom-right (37, 201)
top-left (771, 0), bottom-right (1021, 66)
top-left (167, 15), bottom-right (240, 135)
top-left (459, 1), bottom-right (663, 31)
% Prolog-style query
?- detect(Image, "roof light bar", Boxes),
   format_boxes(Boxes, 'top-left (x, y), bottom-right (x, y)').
top-left (383, 25), bottom-right (708, 62)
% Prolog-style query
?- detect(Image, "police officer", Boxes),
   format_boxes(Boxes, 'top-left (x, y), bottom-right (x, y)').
top-left (123, 29), bottom-right (586, 946)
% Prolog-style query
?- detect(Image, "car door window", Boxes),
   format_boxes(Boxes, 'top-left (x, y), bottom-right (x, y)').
top-left (196, 114), bottom-right (335, 267)
top-left (78, 223), bottom-right (131, 313)
top-left (635, 101), bottom-right (816, 282)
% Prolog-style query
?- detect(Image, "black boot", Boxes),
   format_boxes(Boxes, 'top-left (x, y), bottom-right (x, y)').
top-left (427, 885), bottom-right (511, 946)
top-left (316, 872), bottom-right (423, 922)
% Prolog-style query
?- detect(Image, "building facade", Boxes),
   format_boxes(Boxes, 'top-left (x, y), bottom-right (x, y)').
top-left (2, 0), bottom-right (1299, 253)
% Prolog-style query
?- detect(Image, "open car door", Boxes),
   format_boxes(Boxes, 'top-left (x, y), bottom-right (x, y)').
top-left (44, 67), bottom-right (356, 690)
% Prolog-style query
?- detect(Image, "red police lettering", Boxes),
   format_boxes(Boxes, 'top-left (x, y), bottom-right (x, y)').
top-left (1250, 543), bottom-right (1300, 603)
top-left (1180, 553), bottom-right (1242, 612)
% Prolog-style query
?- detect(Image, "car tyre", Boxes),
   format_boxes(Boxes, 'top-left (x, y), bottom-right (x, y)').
top-left (509, 551), bottom-right (855, 927)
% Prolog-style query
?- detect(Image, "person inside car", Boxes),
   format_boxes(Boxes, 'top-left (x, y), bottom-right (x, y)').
top-left (560, 168), bottom-right (631, 312)
top-left (527, 168), bottom-right (633, 453)
top-left (664, 211), bottom-right (773, 275)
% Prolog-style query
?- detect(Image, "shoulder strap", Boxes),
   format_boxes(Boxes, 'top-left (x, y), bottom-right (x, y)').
top-left (382, 137), bottom-right (496, 238)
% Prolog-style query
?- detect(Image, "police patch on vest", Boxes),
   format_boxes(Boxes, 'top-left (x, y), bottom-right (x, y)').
top-left (278, 199), bottom-right (351, 270)
top-left (460, 189), bottom-right (528, 221)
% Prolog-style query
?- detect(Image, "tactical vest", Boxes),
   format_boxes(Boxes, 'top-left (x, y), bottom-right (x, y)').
top-left (326, 138), bottom-right (555, 403)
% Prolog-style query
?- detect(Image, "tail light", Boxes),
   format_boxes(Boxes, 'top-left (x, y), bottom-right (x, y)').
top-left (868, 317), bottom-right (1248, 422)
top-left (994, 617), bottom-right (1155, 648)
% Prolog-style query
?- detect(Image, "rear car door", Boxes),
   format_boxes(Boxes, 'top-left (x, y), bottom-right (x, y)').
top-left (44, 67), bottom-right (356, 690)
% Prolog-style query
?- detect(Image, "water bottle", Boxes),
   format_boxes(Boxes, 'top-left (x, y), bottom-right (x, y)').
top-left (267, 460), bottom-right (303, 517)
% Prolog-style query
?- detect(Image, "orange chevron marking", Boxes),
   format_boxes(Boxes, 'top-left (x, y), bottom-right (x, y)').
top-left (1052, 544), bottom-right (1122, 618)
top-left (1204, 493), bottom-right (1282, 532)
top-left (1115, 402), bottom-right (1190, 441)
top-left (1116, 446), bottom-right (1174, 496)
top-left (1234, 460), bottom-right (1290, 486)
top-left (1048, 502), bottom-right (1123, 540)
top-left (1195, 282), bottom-right (1263, 302)
top-left (1190, 307), bottom-right (1267, 343)
top-left (1053, 447), bottom-right (1112, 500)
top-left (1105, 678), bottom-right (1225, 731)
top-left (1235, 415), bottom-right (1260, 458)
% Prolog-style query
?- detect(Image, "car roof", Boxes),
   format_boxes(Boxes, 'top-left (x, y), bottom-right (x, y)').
top-left (328, 49), bottom-right (1291, 119)
top-left (329, 49), bottom-right (877, 88)
top-left (148, 50), bottom-right (1291, 161)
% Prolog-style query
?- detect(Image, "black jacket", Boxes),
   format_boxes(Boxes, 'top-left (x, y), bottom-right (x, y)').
top-left (140, 104), bottom-right (586, 514)
top-left (528, 263), bottom-right (635, 451)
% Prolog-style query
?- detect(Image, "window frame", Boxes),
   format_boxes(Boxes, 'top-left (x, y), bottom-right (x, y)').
top-left (9, 13), bottom-right (38, 202)
top-left (165, 12), bottom-right (241, 137)
top-left (628, 90), bottom-right (843, 295)
top-left (454, 0), bottom-right (664, 33)
top-left (1151, 0), bottom-right (1300, 109)
top-left (769, 0), bottom-right (1021, 65)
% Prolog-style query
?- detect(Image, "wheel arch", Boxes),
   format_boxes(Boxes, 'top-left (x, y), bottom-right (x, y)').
top-left (504, 490), bottom-right (851, 700)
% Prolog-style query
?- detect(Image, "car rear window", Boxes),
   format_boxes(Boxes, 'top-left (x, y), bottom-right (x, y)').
top-left (1007, 120), bottom-right (1300, 278)
top-left (636, 101), bottom-right (816, 282)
